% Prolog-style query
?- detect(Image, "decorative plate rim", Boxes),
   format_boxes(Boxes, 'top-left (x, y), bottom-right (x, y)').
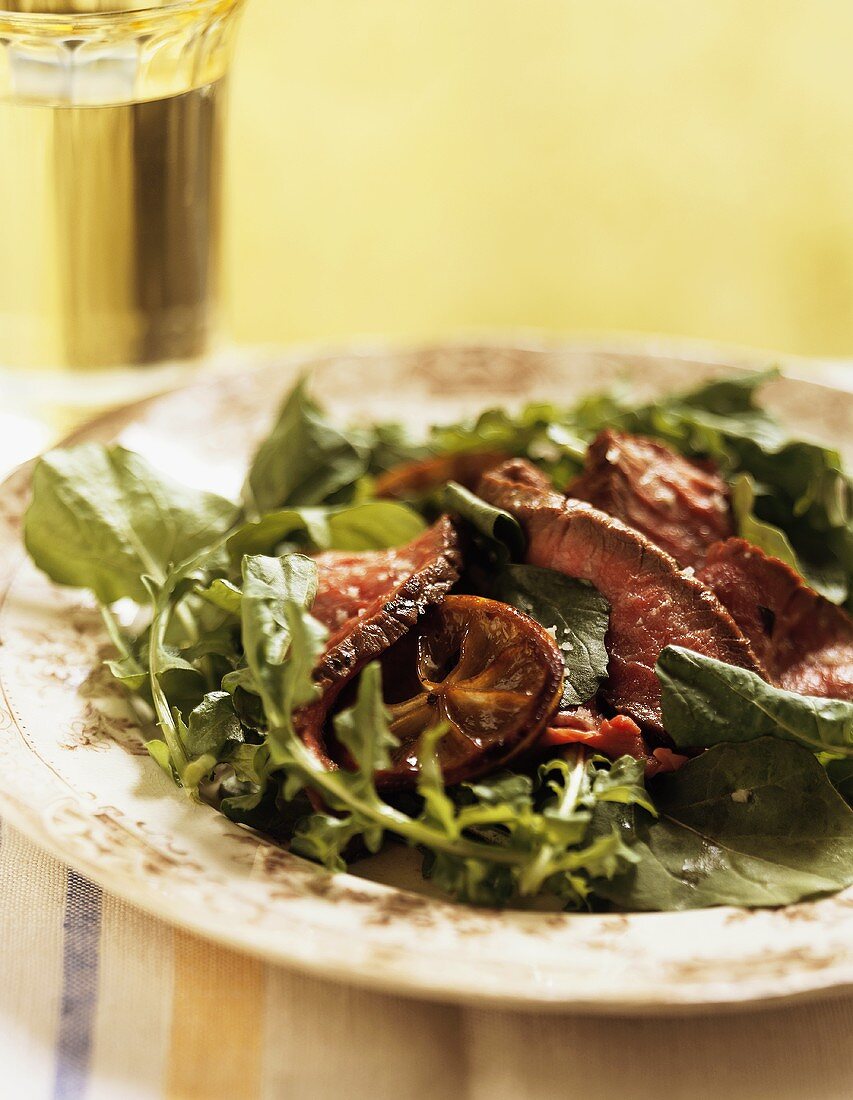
top-left (1, 337), bottom-right (852, 1015)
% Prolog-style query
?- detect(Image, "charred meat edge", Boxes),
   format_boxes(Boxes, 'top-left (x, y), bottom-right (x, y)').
top-left (296, 516), bottom-right (463, 768)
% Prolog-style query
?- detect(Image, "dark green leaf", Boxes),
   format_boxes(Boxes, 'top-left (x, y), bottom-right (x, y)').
top-left (657, 646), bottom-right (853, 756)
top-left (825, 757), bottom-right (853, 807)
top-left (678, 367), bottom-right (780, 414)
top-left (491, 563), bottom-right (609, 706)
top-left (443, 482), bottom-right (525, 559)
top-left (595, 739), bottom-right (853, 910)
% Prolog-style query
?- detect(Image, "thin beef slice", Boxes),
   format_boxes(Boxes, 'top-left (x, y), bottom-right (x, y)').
top-left (697, 538), bottom-right (853, 700)
top-left (297, 516), bottom-right (462, 769)
top-left (568, 429), bottom-right (733, 567)
top-left (478, 460), bottom-right (764, 734)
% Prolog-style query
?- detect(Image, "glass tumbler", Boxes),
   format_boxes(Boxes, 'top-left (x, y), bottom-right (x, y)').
top-left (0, 0), bottom-right (246, 394)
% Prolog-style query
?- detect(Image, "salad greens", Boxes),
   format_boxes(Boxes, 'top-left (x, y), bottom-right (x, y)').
top-left (592, 739), bottom-right (853, 910)
top-left (657, 646), bottom-right (853, 757)
top-left (22, 367), bottom-right (853, 910)
top-left (491, 565), bottom-right (610, 708)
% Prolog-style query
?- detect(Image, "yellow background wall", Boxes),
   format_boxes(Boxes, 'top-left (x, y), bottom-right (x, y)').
top-left (226, 0), bottom-right (853, 357)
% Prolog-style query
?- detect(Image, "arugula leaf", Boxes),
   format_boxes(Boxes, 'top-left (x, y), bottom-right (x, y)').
top-left (443, 482), bottom-right (525, 560)
top-left (657, 646), bottom-right (853, 756)
top-left (491, 564), bottom-right (610, 706)
top-left (333, 663), bottom-right (398, 792)
top-left (196, 578), bottom-right (242, 616)
top-left (326, 502), bottom-right (426, 551)
top-left (594, 738), bottom-right (853, 910)
top-left (110, 643), bottom-right (208, 711)
top-left (244, 376), bottom-right (372, 513)
top-left (25, 443), bottom-right (237, 603)
top-left (291, 813), bottom-right (368, 872)
top-left (175, 692), bottom-right (243, 790)
top-left (227, 501), bottom-right (425, 559)
top-left (240, 553), bottom-right (327, 730)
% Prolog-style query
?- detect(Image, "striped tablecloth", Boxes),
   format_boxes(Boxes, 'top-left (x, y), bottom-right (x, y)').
top-left (2, 819), bottom-right (853, 1100)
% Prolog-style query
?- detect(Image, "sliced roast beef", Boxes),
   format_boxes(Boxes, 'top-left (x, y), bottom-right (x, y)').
top-left (297, 517), bottom-right (462, 768)
top-left (311, 515), bottom-right (462, 688)
top-left (540, 706), bottom-right (688, 777)
top-left (568, 429), bottom-right (733, 567)
top-left (375, 450), bottom-right (509, 500)
top-left (478, 459), bottom-right (764, 734)
top-left (697, 538), bottom-right (853, 700)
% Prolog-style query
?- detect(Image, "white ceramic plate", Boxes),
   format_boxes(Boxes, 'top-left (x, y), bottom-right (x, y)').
top-left (1, 340), bottom-right (852, 1014)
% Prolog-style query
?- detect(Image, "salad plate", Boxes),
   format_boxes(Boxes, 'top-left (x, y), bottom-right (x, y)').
top-left (1, 339), bottom-right (852, 1013)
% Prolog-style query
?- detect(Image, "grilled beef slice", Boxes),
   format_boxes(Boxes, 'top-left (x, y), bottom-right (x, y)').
top-left (478, 460), bottom-right (764, 733)
top-left (311, 515), bottom-right (462, 687)
top-left (697, 538), bottom-right (853, 700)
top-left (297, 516), bottom-right (462, 767)
top-left (568, 429), bottom-right (733, 567)
top-left (541, 706), bottom-right (688, 777)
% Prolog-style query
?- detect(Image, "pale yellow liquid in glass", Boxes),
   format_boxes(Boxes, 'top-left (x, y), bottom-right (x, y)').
top-left (0, 2), bottom-right (241, 375)
top-left (0, 79), bottom-right (225, 370)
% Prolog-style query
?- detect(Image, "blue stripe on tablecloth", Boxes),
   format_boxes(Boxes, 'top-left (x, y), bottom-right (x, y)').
top-left (52, 871), bottom-right (102, 1100)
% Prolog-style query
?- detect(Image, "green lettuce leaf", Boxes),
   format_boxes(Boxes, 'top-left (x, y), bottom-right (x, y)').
top-left (657, 646), bottom-right (853, 757)
top-left (227, 500), bottom-right (425, 559)
top-left (244, 376), bottom-right (372, 513)
top-left (25, 443), bottom-right (237, 603)
top-left (594, 738), bottom-right (853, 910)
top-left (227, 508), bottom-right (332, 559)
top-left (443, 482), bottom-right (525, 560)
top-left (240, 553), bottom-right (327, 729)
top-left (730, 473), bottom-right (802, 569)
top-left (825, 757), bottom-right (853, 807)
top-left (326, 502), bottom-right (426, 551)
top-left (491, 564), bottom-right (609, 706)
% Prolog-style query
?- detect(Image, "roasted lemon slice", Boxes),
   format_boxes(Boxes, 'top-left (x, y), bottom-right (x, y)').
top-left (376, 594), bottom-right (564, 786)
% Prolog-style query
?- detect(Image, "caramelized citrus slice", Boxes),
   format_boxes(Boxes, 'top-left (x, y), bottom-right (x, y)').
top-left (374, 594), bottom-right (564, 787)
top-left (375, 451), bottom-right (509, 501)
